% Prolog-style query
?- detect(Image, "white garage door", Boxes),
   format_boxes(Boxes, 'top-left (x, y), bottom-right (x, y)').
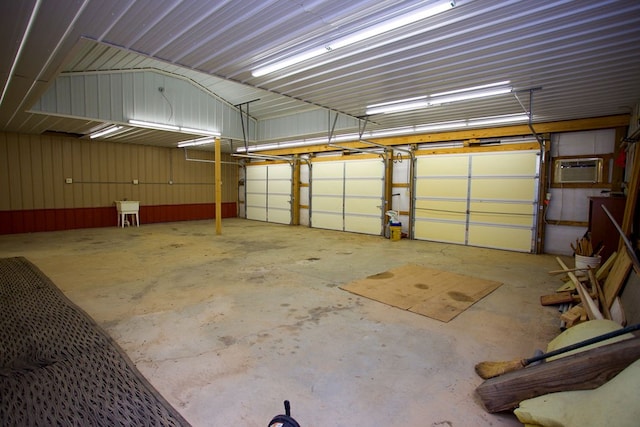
top-left (414, 150), bottom-right (540, 252)
top-left (245, 163), bottom-right (292, 224)
top-left (311, 158), bottom-right (385, 235)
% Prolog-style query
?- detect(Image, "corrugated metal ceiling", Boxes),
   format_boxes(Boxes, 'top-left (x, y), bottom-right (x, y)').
top-left (1, 0), bottom-right (639, 151)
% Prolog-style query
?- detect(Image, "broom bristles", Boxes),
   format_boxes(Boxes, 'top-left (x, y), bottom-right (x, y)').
top-left (474, 359), bottom-right (526, 379)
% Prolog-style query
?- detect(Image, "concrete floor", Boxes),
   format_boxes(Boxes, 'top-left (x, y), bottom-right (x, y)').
top-left (0, 218), bottom-right (567, 426)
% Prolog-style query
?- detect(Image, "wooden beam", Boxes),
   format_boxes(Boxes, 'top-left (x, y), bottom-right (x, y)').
top-left (256, 115), bottom-right (629, 156)
top-left (476, 337), bottom-right (640, 413)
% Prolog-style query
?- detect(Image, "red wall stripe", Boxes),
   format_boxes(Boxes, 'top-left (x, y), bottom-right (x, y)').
top-left (0, 203), bottom-right (237, 234)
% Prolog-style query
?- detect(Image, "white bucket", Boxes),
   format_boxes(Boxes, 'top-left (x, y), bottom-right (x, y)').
top-left (574, 254), bottom-right (601, 276)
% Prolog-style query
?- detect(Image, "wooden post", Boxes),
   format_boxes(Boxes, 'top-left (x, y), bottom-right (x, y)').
top-left (385, 150), bottom-right (393, 215)
top-left (215, 137), bottom-right (222, 235)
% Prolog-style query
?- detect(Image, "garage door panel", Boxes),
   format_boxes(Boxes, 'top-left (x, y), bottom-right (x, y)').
top-left (472, 152), bottom-right (538, 175)
top-left (313, 162), bottom-right (344, 178)
top-left (246, 166), bottom-right (267, 180)
top-left (246, 206), bottom-right (267, 221)
top-left (469, 201), bottom-right (534, 226)
top-left (312, 212), bottom-right (343, 231)
top-left (314, 180), bottom-right (342, 195)
top-left (414, 150), bottom-right (539, 252)
top-left (345, 197), bottom-right (381, 215)
top-left (245, 164), bottom-right (292, 224)
top-left (416, 155), bottom-right (469, 175)
top-left (471, 178), bottom-right (536, 200)
top-left (246, 179), bottom-right (267, 193)
top-left (346, 216), bottom-right (382, 234)
top-left (311, 159), bottom-right (383, 235)
top-left (345, 179), bottom-right (382, 195)
top-left (246, 193), bottom-right (267, 205)
top-left (267, 208), bottom-right (291, 224)
top-left (415, 200), bottom-right (467, 220)
top-left (345, 160), bottom-right (383, 177)
top-left (268, 180), bottom-right (291, 194)
top-left (268, 194), bottom-right (290, 206)
top-left (268, 164), bottom-right (293, 179)
top-left (416, 178), bottom-right (468, 198)
top-left (313, 195), bottom-right (343, 212)
top-left (468, 225), bottom-right (532, 252)
top-left (414, 220), bottom-right (466, 244)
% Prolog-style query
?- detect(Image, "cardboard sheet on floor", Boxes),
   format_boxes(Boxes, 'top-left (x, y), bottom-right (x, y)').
top-left (340, 264), bottom-right (502, 322)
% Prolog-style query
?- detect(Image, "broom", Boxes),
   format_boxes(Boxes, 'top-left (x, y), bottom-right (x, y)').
top-left (475, 322), bottom-right (640, 379)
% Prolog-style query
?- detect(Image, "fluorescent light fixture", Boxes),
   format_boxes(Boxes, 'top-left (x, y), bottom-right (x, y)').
top-left (366, 81), bottom-right (512, 115)
top-left (128, 120), bottom-right (220, 136)
top-left (252, 0), bottom-right (455, 77)
top-left (252, 48), bottom-right (329, 77)
top-left (430, 81), bottom-right (511, 97)
top-left (179, 127), bottom-right (221, 137)
top-left (467, 113), bottom-right (529, 126)
top-left (89, 125), bottom-right (122, 139)
top-left (177, 137), bottom-right (216, 148)
top-left (128, 119), bottom-right (179, 131)
top-left (414, 120), bottom-right (467, 132)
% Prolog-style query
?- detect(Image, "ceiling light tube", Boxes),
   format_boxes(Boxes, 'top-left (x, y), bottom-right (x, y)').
top-left (467, 113), bottom-right (530, 126)
top-left (252, 0), bottom-right (455, 77)
top-left (177, 137), bottom-right (216, 148)
top-left (329, 1), bottom-right (455, 50)
top-left (90, 125), bottom-right (123, 139)
top-left (366, 81), bottom-right (513, 115)
top-left (128, 119), bottom-right (179, 131)
top-left (414, 120), bottom-right (468, 132)
top-left (366, 99), bottom-right (431, 115)
top-left (430, 81), bottom-right (511, 97)
top-left (179, 127), bottom-right (221, 137)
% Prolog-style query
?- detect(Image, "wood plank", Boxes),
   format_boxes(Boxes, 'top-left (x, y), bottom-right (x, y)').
top-left (556, 257), bottom-right (603, 320)
top-left (476, 337), bottom-right (640, 413)
top-left (540, 291), bottom-right (574, 306)
top-left (603, 249), bottom-right (633, 308)
top-left (588, 268), bottom-right (611, 320)
top-left (560, 305), bottom-right (585, 328)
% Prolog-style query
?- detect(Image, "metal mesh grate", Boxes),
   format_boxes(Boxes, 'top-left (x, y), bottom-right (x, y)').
top-left (0, 257), bottom-right (190, 427)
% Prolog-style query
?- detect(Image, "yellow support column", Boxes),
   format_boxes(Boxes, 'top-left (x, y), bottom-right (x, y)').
top-left (215, 137), bottom-right (222, 235)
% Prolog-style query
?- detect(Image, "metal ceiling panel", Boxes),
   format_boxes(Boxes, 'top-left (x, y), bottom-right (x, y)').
top-left (1, 0), bottom-right (639, 151)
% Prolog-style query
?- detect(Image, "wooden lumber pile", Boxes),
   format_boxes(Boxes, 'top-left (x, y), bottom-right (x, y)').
top-left (539, 250), bottom-right (633, 328)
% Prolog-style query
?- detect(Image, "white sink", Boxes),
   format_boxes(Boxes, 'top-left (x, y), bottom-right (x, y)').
top-left (115, 201), bottom-right (139, 212)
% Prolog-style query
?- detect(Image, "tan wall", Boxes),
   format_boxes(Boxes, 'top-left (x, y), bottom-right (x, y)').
top-left (0, 132), bottom-right (238, 210)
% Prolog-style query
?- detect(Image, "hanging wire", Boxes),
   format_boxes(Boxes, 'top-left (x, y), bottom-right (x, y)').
top-left (159, 87), bottom-right (174, 121)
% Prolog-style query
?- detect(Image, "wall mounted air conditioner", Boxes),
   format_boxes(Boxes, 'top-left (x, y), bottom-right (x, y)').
top-left (553, 157), bottom-right (604, 184)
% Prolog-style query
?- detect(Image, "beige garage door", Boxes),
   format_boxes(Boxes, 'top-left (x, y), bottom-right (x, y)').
top-left (311, 158), bottom-right (385, 235)
top-left (414, 150), bottom-right (540, 252)
top-left (245, 163), bottom-right (292, 224)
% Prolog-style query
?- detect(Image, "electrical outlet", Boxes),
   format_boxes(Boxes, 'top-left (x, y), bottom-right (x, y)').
top-left (132, 179), bottom-right (139, 185)
top-left (65, 178), bottom-right (73, 184)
